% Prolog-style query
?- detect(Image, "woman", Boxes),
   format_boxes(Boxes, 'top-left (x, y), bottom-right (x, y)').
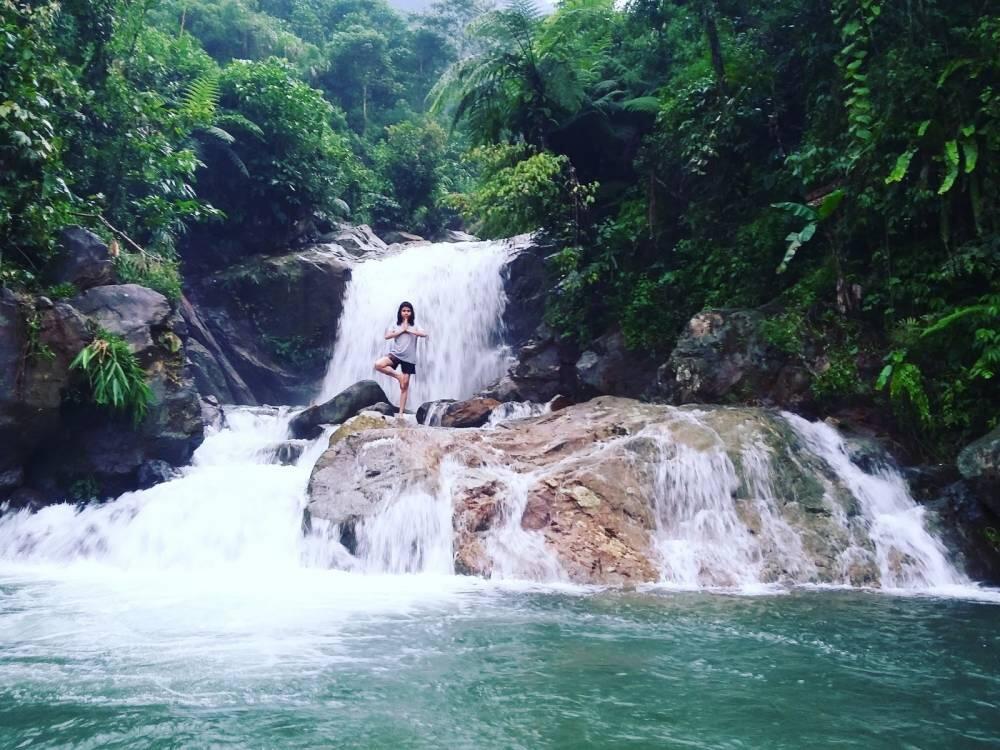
top-left (373, 301), bottom-right (427, 415)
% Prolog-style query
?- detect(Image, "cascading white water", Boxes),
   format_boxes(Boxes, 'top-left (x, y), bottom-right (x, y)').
top-left (783, 413), bottom-right (965, 589)
top-left (0, 241), bottom-right (979, 596)
top-left (643, 410), bottom-right (967, 590)
top-left (0, 408), bottom-right (328, 571)
top-left (318, 240), bottom-right (512, 408)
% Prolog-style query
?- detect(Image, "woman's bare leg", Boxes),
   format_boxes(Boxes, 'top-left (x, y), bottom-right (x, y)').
top-left (374, 356), bottom-right (402, 383)
top-left (398, 373), bottom-right (410, 415)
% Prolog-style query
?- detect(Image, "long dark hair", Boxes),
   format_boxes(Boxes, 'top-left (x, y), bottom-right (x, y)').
top-left (396, 301), bottom-right (416, 325)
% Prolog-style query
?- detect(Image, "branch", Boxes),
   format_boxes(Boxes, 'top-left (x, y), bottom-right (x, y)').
top-left (70, 212), bottom-right (166, 261)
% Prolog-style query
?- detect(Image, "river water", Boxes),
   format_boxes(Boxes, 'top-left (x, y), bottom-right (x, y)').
top-left (1, 240), bottom-right (998, 748)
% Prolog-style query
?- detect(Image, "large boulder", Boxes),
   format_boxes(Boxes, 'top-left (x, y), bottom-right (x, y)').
top-left (575, 329), bottom-right (658, 399)
top-left (289, 380), bottom-right (389, 439)
top-left (70, 284), bottom-right (171, 357)
top-left (48, 226), bottom-right (115, 290)
top-left (0, 280), bottom-right (204, 502)
top-left (958, 426), bottom-right (1000, 487)
top-left (305, 397), bottom-right (927, 587)
top-left (318, 224), bottom-right (387, 257)
top-left (657, 308), bottom-right (813, 410)
top-left (186, 247), bottom-right (351, 404)
top-left (381, 230), bottom-right (425, 245)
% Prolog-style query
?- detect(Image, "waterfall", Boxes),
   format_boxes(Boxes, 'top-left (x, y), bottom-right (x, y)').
top-left (0, 408), bottom-right (327, 570)
top-left (782, 413), bottom-right (963, 589)
top-left (0, 241), bottom-right (980, 595)
top-left (644, 410), bottom-right (967, 590)
top-left (318, 240), bottom-right (512, 408)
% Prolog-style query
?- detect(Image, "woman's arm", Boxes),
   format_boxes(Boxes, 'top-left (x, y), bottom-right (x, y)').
top-left (384, 326), bottom-right (400, 340)
top-left (411, 327), bottom-right (428, 338)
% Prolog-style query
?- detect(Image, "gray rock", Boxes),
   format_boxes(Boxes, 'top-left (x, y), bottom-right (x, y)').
top-left (502, 239), bottom-right (547, 347)
top-left (307, 426), bottom-right (436, 529)
top-left (958, 426), bottom-right (1000, 484)
top-left (49, 226), bottom-right (114, 290)
top-left (179, 296), bottom-right (256, 405)
top-left (186, 247), bottom-right (351, 405)
top-left (382, 230), bottom-right (425, 244)
top-left (186, 338), bottom-right (236, 404)
top-left (656, 308), bottom-right (815, 410)
top-left (576, 329), bottom-right (657, 399)
top-left (318, 224), bottom-right (387, 257)
top-left (71, 284), bottom-right (171, 356)
top-left (288, 380), bottom-right (389, 439)
top-left (432, 229), bottom-right (480, 243)
top-left (258, 441), bottom-right (308, 466)
top-left (367, 401), bottom-right (399, 417)
top-left (137, 459), bottom-right (178, 489)
top-left (0, 292), bottom-right (90, 498)
top-left (200, 396), bottom-right (226, 432)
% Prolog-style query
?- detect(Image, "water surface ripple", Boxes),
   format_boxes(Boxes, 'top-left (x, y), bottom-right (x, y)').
top-left (1, 575), bottom-right (996, 749)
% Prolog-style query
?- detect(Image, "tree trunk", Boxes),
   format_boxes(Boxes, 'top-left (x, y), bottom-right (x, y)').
top-left (701, 1), bottom-right (727, 93)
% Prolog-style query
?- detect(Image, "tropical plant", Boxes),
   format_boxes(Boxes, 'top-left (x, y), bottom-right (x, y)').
top-left (70, 333), bottom-right (153, 424)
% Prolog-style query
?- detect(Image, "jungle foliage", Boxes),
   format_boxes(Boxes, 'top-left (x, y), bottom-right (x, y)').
top-left (432, 0), bottom-right (999, 457)
top-left (2, 0), bottom-right (998, 456)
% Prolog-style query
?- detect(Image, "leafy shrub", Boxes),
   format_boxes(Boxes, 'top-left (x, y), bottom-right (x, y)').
top-left (114, 252), bottom-right (182, 300)
top-left (450, 144), bottom-right (597, 239)
top-left (70, 332), bottom-right (153, 424)
top-left (760, 312), bottom-right (806, 357)
top-left (812, 349), bottom-right (864, 401)
top-left (44, 282), bottom-right (78, 300)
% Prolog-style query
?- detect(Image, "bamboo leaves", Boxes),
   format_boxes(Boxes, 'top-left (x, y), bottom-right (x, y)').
top-left (70, 333), bottom-right (153, 424)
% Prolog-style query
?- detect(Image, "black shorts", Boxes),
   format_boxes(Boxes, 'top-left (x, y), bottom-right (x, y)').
top-left (388, 355), bottom-right (416, 375)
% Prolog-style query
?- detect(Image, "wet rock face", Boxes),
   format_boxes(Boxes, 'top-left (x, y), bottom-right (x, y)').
top-left (958, 426), bottom-right (1000, 487)
top-left (576, 329), bottom-right (658, 399)
top-left (49, 226), bottom-right (115, 291)
top-left (502, 239), bottom-right (547, 348)
top-left (305, 397), bottom-right (901, 587)
top-left (657, 308), bottom-right (814, 410)
top-left (0, 285), bottom-right (204, 503)
top-left (185, 247), bottom-right (352, 405)
top-left (440, 398), bottom-right (500, 428)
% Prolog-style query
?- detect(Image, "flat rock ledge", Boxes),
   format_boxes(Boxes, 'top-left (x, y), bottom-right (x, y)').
top-left (305, 397), bottom-right (884, 587)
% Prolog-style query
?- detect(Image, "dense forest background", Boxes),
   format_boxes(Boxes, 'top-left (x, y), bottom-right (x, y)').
top-left (1, 0), bottom-right (997, 459)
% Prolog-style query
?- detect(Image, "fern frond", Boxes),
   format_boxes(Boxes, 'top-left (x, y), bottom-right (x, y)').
top-left (181, 72), bottom-right (221, 124)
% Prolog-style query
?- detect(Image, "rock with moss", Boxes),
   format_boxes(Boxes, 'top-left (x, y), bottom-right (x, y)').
top-left (0, 283), bottom-right (204, 503)
top-left (288, 380), bottom-right (389, 439)
top-left (305, 397), bottom-right (896, 586)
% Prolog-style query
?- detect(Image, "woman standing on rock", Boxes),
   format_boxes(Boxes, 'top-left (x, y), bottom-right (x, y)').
top-left (374, 301), bottom-right (427, 415)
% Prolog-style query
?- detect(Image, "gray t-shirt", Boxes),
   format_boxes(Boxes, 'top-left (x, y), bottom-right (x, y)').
top-left (388, 326), bottom-right (418, 363)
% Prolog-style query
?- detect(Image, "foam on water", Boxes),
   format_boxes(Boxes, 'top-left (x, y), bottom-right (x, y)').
top-left (0, 242), bottom-right (991, 602)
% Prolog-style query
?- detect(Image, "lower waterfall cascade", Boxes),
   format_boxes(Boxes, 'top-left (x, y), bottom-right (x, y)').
top-left (0, 239), bottom-right (991, 599)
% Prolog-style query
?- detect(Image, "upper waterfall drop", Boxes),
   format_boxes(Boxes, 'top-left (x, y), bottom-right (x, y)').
top-left (318, 240), bottom-right (513, 408)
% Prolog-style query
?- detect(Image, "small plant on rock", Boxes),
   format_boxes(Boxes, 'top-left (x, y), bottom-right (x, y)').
top-left (70, 332), bottom-right (152, 424)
